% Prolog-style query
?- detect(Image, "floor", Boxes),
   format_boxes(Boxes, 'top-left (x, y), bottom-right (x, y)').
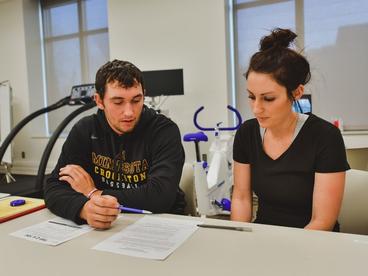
top-left (0, 174), bottom-right (44, 198)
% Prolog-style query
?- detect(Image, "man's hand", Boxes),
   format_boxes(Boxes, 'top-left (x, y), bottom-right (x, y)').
top-left (59, 164), bottom-right (95, 196)
top-left (80, 194), bottom-right (120, 229)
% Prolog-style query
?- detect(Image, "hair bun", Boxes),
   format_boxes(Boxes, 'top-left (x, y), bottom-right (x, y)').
top-left (259, 28), bottom-right (297, 51)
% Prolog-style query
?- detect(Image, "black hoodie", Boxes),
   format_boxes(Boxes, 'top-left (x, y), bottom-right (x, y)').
top-left (44, 105), bottom-right (186, 224)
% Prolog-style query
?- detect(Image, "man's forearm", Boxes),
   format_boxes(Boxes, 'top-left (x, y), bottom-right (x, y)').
top-left (44, 179), bottom-right (88, 223)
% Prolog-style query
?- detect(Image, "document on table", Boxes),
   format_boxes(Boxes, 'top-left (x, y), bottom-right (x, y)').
top-left (0, 193), bottom-right (10, 199)
top-left (93, 216), bottom-right (200, 260)
top-left (10, 216), bottom-right (92, 246)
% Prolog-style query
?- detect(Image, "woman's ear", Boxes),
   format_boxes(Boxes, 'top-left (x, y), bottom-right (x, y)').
top-left (94, 93), bottom-right (104, 110)
top-left (292, 84), bottom-right (304, 100)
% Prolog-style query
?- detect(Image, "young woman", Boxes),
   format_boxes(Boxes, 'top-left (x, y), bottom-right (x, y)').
top-left (231, 28), bottom-right (350, 231)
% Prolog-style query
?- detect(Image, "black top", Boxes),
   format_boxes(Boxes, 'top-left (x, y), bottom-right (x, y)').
top-left (233, 114), bottom-right (350, 229)
top-left (44, 105), bottom-right (186, 224)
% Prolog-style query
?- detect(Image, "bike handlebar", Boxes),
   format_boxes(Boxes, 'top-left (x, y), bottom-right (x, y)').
top-left (193, 105), bottom-right (242, 131)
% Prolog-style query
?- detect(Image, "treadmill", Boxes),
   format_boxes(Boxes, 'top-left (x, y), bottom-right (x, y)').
top-left (0, 84), bottom-right (96, 198)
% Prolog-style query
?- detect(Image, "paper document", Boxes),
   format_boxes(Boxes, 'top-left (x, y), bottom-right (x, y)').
top-left (10, 217), bottom-right (92, 246)
top-left (0, 193), bottom-right (10, 199)
top-left (93, 216), bottom-right (200, 260)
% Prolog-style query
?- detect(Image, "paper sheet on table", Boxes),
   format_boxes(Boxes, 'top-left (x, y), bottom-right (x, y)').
top-left (93, 216), bottom-right (200, 260)
top-left (0, 193), bottom-right (10, 199)
top-left (10, 216), bottom-right (92, 246)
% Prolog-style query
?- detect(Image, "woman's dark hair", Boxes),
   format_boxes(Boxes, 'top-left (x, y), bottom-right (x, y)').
top-left (95, 59), bottom-right (144, 98)
top-left (245, 28), bottom-right (311, 100)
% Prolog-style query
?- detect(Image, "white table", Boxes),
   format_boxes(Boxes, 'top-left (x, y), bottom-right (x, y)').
top-left (1, 209), bottom-right (367, 276)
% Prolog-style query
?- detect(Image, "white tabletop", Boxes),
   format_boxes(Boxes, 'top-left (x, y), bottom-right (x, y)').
top-left (0, 209), bottom-right (367, 276)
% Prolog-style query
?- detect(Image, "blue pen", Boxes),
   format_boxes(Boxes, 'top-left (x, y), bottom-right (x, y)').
top-left (118, 205), bottom-right (152, 214)
top-left (10, 199), bottom-right (26, 207)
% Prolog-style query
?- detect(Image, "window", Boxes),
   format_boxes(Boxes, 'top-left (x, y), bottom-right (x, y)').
top-left (41, 0), bottom-right (109, 134)
top-left (304, 0), bottom-right (368, 130)
top-left (232, 0), bottom-right (368, 130)
top-left (234, 0), bottom-right (295, 121)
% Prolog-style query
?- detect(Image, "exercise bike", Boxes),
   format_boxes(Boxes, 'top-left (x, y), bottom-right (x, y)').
top-left (183, 105), bottom-right (242, 216)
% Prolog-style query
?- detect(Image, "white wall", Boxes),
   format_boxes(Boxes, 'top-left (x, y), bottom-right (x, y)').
top-left (0, 0), bottom-right (231, 173)
top-left (0, 0), bottom-right (29, 135)
top-left (108, 0), bottom-right (231, 162)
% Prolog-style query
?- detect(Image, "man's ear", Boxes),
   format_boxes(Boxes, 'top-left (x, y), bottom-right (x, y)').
top-left (94, 93), bottom-right (104, 110)
top-left (292, 84), bottom-right (304, 100)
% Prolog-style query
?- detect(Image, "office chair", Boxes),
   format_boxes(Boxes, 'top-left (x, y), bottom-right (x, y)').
top-left (338, 169), bottom-right (368, 235)
top-left (179, 163), bottom-right (197, 216)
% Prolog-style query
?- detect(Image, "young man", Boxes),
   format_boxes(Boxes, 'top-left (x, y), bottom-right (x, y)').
top-left (44, 60), bottom-right (186, 229)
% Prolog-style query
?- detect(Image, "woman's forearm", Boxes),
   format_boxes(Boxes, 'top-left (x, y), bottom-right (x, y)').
top-left (230, 197), bottom-right (253, 222)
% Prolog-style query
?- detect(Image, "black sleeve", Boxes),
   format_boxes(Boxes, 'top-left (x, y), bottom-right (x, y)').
top-left (314, 125), bottom-right (350, 173)
top-left (43, 121), bottom-right (90, 224)
top-left (102, 124), bottom-right (185, 213)
top-left (233, 122), bottom-right (251, 164)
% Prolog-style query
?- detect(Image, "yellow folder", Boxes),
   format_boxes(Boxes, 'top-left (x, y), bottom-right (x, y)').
top-left (0, 196), bottom-right (45, 223)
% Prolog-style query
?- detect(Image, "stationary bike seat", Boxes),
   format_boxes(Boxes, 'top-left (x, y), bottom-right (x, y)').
top-left (183, 131), bottom-right (208, 142)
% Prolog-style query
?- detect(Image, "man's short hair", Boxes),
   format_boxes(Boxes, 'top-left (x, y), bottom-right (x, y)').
top-left (95, 59), bottom-right (144, 98)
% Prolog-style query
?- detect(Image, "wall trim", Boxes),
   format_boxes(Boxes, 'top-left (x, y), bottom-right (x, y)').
top-left (0, 159), bottom-right (55, 175)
